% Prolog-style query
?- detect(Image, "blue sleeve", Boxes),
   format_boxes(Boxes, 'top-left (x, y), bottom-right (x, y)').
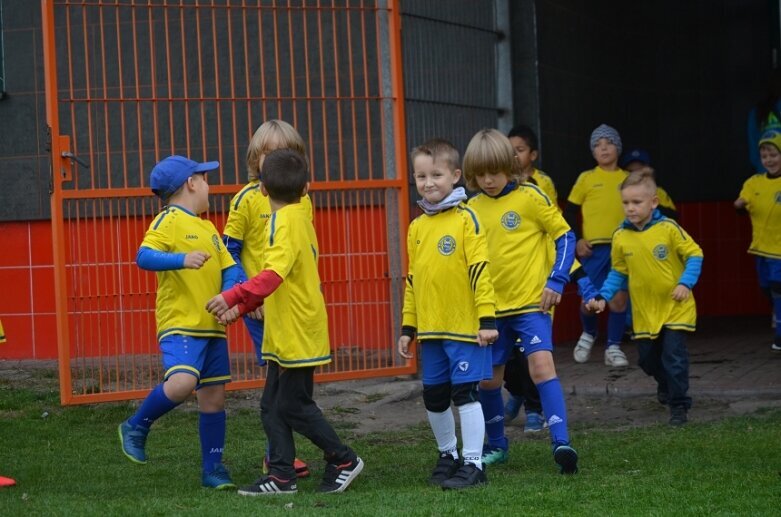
top-left (221, 235), bottom-right (248, 283)
top-left (136, 246), bottom-right (186, 271)
top-left (545, 230), bottom-right (576, 294)
top-left (678, 256), bottom-right (703, 289)
top-left (576, 274), bottom-right (599, 302)
top-left (599, 270), bottom-right (628, 302)
top-left (221, 264), bottom-right (244, 291)
top-left (223, 235), bottom-right (244, 265)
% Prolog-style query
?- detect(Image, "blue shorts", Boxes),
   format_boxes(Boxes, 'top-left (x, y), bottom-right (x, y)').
top-left (580, 244), bottom-right (613, 290)
top-left (160, 335), bottom-right (231, 388)
top-left (243, 315), bottom-right (266, 366)
top-left (756, 256), bottom-right (781, 289)
top-left (420, 339), bottom-right (492, 385)
top-left (492, 312), bottom-right (553, 366)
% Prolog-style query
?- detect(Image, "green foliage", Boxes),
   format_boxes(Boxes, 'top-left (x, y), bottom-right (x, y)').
top-left (0, 386), bottom-right (779, 516)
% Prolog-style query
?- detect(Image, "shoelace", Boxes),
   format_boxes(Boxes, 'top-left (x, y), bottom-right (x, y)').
top-left (128, 430), bottom-right (148, 449)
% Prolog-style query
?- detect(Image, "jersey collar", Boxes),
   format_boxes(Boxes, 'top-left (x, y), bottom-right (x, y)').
top-left (622, 208), bottom-right (663, 231)
top-left (483, 181), bottom-right (517, 199)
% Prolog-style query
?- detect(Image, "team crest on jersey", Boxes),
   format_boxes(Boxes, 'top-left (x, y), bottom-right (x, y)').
top-left (458, 361), bottom-right (469, 372)
top-left (212, 235), bottom-right (222, 251)
top-left (438, 235), bottom-right (456, 256)
top-left (653, 244), bottom-right (668, 260)
top-left (501, 211), bottom-right (521, 230)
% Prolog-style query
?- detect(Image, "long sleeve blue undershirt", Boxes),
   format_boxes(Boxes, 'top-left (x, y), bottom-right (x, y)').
top-left (545, 230), bottom-right (576, 294)
top-left (136, 246), bottom-right (242, 290)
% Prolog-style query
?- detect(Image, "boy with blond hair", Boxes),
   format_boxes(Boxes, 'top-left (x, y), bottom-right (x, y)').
top-left (592, 169), bottom-right (703, 425)
top-left (464, 128), bottom-right (578, 474)
top-left (398, 139), bottom-right (497, 489)
top-left (565, 124), bottom-right (630, 368)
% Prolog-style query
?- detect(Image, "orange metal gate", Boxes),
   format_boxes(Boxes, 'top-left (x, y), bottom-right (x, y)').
top-left (40, 0), bottom-right (412, 405)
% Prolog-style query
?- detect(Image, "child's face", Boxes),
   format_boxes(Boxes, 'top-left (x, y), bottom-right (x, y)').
top-left (621, 184), bottom-right (658, 228)
top-left (760, 144), bottom-right (781, 176)
top-left (592, 138), bottom-right (619, 167)
top-left (413, 155), bottom-right (461, 204)
top-left (509, 136), bottom-right (538, 172)
top-left (190, 173), bottom-right (210, 213)
top-left (475, 171), bottom-right (510, 197)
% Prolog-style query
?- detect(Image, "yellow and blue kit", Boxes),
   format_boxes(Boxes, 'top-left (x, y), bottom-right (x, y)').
top-left (138, 205), bottom-right (238, 341)
top-left (567, 166), bottom-right (628, 244)
top-left (467, 182), bottom-right (574, 319)
top-left (738, 173), bottom-right (781, 259)
top-left (402, 204), bottom-right (496, 342)
top-left (258, 203), bottom-right (331, 368)
top-left (600, 210), bottom-right (703, 339)
top-left (222, 181), bottom-right (313, 363)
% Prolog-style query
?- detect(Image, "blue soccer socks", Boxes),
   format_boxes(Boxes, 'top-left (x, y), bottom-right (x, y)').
top-left (128, 383), bottom-right (178, 429)
top-left (537, 377), bottom-right (569, 447)
top-left (199, 410), bottom-right (227, 473)
top-left (607, 310), bottom-right (627, 347)
top-left (479, 386), bottom-right (508, 451)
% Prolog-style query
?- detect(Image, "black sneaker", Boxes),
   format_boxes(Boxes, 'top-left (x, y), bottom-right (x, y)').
top-left (656, 388), bottom-right (669, 406)
top-left (669, 406), bottom-right (688, 426)
top-left (429, 452), bottom-right (461, 486)
top-left (237, 475), bottom-right (297, 496)
top-left (319, 457), bottom-right (364, 493)
top-left (553, 444), bottom-right (579, 474)
top-left (440, 463), bottom-right (487, 490)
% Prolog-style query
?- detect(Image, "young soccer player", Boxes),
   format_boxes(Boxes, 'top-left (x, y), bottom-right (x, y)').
top-left (119, 155), bottom-right (241, 489)
top-left (591, 169), bottom-right (703, 425)
top-left (734, 129), bottom-right (781, 351)
top-left (222, 119), bottom-right (312, 477)
top-left (508, 124), bottom-right (557, 204)
top-left (206, 149), bottom-right (363, 495)
top-left (464, 128), bottom-right (578, 474)
top-left (565, 124), bottom-right (630, 368)
top-left (619, 147), bottom-right (678, 219)
top-left (397, 139), bottom-right (497, 489)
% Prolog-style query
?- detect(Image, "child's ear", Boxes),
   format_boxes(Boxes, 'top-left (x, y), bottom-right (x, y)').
top-left (301, 182), bottom-right (310, 196)
top-left (530, 150), bottom-right (539, 163)
top-left (260, 184), bottom-right (269, 197)
top-left (452, 169), bottom-right (462, 184)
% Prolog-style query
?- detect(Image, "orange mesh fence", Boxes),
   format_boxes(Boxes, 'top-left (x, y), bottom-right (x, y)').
top-left (41, 0), bottom-right (411, 404)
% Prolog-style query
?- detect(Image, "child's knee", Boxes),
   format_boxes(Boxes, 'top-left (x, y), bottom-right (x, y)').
top-left (164, 372), bottom-right (199, 402)
top-left (608, 292), bottom-right (628, 312)
top-left (422, 382), bottom-right (451, 412)
top-left (451, 382), bottom-right (479, 407)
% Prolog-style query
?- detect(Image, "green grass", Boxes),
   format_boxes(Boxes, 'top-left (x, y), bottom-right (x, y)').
top-left (0, 382), bottom-right (779, 516)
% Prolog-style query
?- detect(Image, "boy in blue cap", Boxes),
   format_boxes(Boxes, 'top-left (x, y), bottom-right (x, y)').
top-left (118, 155), bottom-right (242, 489)
top-left (620, 147), bottom-right (678, 219)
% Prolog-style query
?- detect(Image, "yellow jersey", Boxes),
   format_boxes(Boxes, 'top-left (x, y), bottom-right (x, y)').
top-left (567, 166), bottom-right (628, 244)
top-left (141, 205), bottom-right (236, 340)
top-left (738, 173), bottom-right (781, 258)
top-left (402, 204), bottom-right (496, 343)
top-left (223, 180), bottom-right (314, 277)
top-left (468, 183), bottom-right (571, 317)
top-left (611, 216), bottom-right (703, 339)
top-left (531, 169), bottom-right (558, 206)
top-left (261, 203), bottom-right (331, 367)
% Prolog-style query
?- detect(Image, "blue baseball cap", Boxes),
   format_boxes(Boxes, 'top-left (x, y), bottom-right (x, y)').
top-left (150, 155), bottom-right (219, 199)
top-left (619, 147), bottom-right (651, 168)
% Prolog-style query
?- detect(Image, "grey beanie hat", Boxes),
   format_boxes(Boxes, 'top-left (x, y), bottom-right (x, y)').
top-left (590, 124), bottom-right (622, 155)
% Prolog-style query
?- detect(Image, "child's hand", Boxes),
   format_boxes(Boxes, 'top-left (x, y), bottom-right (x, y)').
top-left (576, 239), bottom-right (593, 258)
top-left (540, 287), bottom-right (561, 312)
top-left (671, 285), bottom-right (690, 301)
top-left (205, 294), bottom-right (230, 317)
top-left (733, 197), bottom-right (747, 210)
top-left (247, 306), bottom-right (264, 320)
top-left (184, 251), bottom-right (211, 269)
top-left (218, 306), bottom-right (241, 325)
top-left (584, 298), bottom-right (605, 314)
top-left (397, 336), bottom-right (414, 359)
top-left (477, 329), bottom-right (499, 347)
